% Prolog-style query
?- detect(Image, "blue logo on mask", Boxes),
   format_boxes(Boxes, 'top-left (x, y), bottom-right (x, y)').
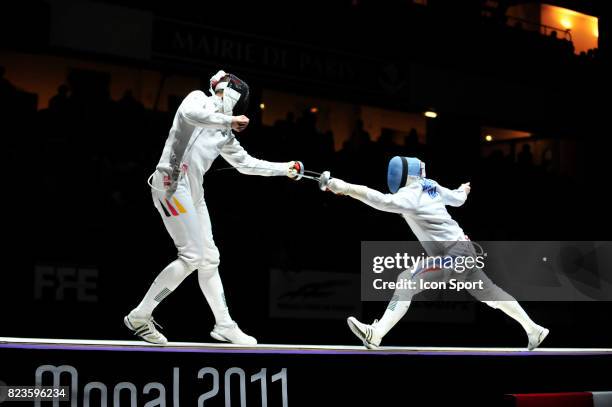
top-left (421, 179), bottom-right (439, 198)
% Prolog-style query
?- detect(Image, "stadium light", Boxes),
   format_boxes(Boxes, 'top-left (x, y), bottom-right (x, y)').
top-left (561, 18), bottom-right (572, 29)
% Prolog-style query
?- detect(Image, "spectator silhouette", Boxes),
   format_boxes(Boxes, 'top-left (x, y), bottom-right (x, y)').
top-left (297, 109), bottom-right (325, 164)
top-left (274, 112), bottom-right (296, 139)
top-left (541, 148), bottom-right (553, 173)
top-left (1, 66), bottom-right (24, 154)
top-left (278, 111), bottom-right (295, 129)
top-left (49, 84), bottom-right (71, 113)
top-left (377, 128), bottom-right (395, 150)
top-left (339, 119), bottom-right (377, 184)
top-left (118, 89), bottom-right (144, 113)
top-left (270, 112), bottom-right (296, 159)
top-left (517, 143), bottom-right (533, 167)
top-left (343, 119), bottom-right (371, 152)
top-left (0, 66), bottom-right (17, 103)
top-left (403, 127), bottom-right (424, 156)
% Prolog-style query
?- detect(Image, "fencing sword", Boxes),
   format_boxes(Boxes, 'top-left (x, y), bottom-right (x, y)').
top-left (298, 169), bottom-right (332, 191)
top-left (277, 161), bottom-right (332, 191)
top-left (215, 161), bottom-right (332, 191)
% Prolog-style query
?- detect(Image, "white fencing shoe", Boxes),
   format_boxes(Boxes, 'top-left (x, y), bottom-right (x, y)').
top-left (527, 326), bottom-right (549, 351)
top-left (347, 316), bottom-right (382, 349)
top-left (210, 323), bottom-right (257, 345)
top-left (124, 313), bottom-right (168, 345)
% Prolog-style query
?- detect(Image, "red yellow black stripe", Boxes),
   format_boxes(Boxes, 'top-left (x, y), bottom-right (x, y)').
top-left (165, 199), bottom-right (179, 216)
top-left (158, 200), bottom-right (171, 217)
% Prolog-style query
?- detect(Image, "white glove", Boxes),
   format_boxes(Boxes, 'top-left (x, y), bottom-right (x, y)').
top-left (327, 178), bottom-right (350, 194)
top-left (460, 182), bottom-right (471, 195)
top-left (231, 115), bottom-right (250, 132)
top-left (287, 161), bottom-right (303, 179)
top-left (163, 174), bottom-right (178, 200)
top-left (209, 70), bottom-right (228, 93)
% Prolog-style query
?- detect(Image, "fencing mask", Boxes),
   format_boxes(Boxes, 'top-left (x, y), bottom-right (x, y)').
top-left (209, 70), bottom-right (250, 115)
top-left (387, 156), bottom-right (426, 193)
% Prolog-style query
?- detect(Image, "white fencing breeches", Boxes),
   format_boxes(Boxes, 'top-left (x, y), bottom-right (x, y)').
top-left (152, 175), bottom-right (220, 273)
top-left (132, 172), bottom-right (232, 326)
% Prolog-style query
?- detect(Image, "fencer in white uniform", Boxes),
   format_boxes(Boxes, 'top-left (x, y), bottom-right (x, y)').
top-left (326, 156), bottom-right (549, 350)
top-left (125, 70), bottom-right (302, 345)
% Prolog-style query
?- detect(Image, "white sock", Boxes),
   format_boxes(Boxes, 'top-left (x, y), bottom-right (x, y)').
top-left (376, 297), bottom-right (412, 337)
top-left (484, 301), bottom-right (539, 334)
top-left (198, 269), bottom-right (233, 327)
top-left (132, 259), bottom-right (192, 318)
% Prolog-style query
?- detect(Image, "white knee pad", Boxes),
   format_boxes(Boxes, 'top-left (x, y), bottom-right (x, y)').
top-left (198, 249), bottom-right (220, 277)
top-left (198, 254), bottom-right (219, 279)
top-left (179, 251), bottom-right (205, 271)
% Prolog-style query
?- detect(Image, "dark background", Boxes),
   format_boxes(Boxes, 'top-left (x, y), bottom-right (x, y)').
top-left (1, 0), bottom-right (611, 351)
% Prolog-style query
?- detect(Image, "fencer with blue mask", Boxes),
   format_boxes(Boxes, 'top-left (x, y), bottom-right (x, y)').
top-left (325, 156), bottom-right (549, 350)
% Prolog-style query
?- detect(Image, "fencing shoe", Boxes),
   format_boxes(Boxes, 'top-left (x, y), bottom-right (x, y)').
top-left (347, 316), bottom-right (382, 349)
top-left (124, 313), bottom-right (168, 345)
top-left (211, 323), bottom-right (257, 346)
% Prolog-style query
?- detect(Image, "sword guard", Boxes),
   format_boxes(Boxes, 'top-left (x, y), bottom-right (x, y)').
top-left (290, 161), bottom-right (304, 180)
top-left (319, 171), bottom-right (331, 191)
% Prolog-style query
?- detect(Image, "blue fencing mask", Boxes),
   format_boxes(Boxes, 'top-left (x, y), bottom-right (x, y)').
top-left (387, 156), bottom-right (426, 193)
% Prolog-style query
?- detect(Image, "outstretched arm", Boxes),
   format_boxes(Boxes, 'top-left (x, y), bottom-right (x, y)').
top-left (220, 135), bottom-right (297, 177)
top-left (438, 182), bottom-right (471, 207)
top-left (327, 178), bottom-right (415, 214)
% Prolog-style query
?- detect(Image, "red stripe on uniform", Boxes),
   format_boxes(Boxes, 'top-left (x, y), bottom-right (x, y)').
top-left (165, 199), bottom-right (179, 216)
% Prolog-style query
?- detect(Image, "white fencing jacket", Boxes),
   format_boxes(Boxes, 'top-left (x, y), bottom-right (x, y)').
top-left (344, 179), bottom-right (469, 244)
top-left (156, 90), bottom-right (289, 199)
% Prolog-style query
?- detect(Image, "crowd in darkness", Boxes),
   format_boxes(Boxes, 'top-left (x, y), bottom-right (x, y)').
top-left (2, 65), bottom-right (590, 273)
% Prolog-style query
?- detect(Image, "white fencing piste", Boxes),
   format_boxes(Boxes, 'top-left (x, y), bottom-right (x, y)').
top-left (1, 337), bottom-right (611, 355)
